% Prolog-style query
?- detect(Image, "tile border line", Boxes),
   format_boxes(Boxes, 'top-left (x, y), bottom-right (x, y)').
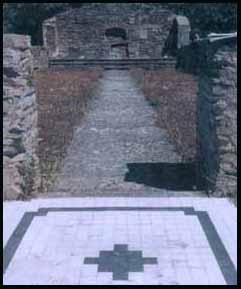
top-left (3, 206), bottom-right (237, 285)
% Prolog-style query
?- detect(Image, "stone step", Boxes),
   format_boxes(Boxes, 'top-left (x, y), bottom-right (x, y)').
top-left (46, 189), bottom-right (204, 197)
top-left (49, 58), bottom-right (177, 69)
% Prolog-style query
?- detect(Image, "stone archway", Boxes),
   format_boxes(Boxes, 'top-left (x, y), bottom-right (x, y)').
top-left (105, 27), bottom-right (129, 59)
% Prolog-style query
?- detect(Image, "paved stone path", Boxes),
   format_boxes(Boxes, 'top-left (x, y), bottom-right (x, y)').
top-left (3, 197), bottom-right (237, 285)
top-left (3, 71), bottom-right (237, 285)
top-left (50, 70), bottom-right (202, 197)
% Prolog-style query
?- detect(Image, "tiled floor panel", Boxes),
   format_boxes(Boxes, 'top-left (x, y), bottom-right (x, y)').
top-left (3, 198), bottom-right (237, 285)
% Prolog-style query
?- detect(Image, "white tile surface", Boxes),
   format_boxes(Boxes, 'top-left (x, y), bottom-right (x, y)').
top-left (3, 197), bottom-right (237, 285)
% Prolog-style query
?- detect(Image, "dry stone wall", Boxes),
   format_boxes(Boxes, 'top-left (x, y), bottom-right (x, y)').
top-left (3, 34), bottom-right (40, 200)
top-left (177, 38), bottom-right (237, 198)
top-left (43, 4), bottom-right (175, 59)
top-left (3, 34), bottom-right (102, 199)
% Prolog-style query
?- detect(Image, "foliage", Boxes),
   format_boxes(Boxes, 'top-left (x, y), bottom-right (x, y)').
top-left (3, 3), bottom-right (237, 45)
top-left (3, 3), bottom-right (70, 45)
top-left (164, 3), bottom-right (237, 36)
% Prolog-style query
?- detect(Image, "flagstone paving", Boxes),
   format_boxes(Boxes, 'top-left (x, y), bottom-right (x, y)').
top-left (49, 70), bottom-right (202, 197)
top-left (3, 197), bottom-right (237, 285)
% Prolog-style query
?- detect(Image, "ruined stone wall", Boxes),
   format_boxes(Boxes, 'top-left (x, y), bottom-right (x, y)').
top-left (177, 39), bottom-right (237, 198)
top-left (3, 34), bottom-right (40, 200)
top-left (43, 17), bottom-right (58, 58)
top-left (198, 45), bottom-right (237, 198)
top-left (43, 4), bottom-right (175, 59)
top-left (31, 46), bottom-right (49, 70)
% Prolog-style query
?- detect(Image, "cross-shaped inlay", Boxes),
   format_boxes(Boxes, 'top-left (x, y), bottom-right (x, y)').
top-left (84, 244), bottom-right (158, 280)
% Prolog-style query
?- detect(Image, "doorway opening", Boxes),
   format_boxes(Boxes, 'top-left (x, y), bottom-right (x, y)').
top-left (105, 27), bottom-right (129, 59)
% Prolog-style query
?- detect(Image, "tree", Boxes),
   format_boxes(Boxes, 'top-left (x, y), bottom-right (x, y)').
top-left (3, 4), bottom-right (70, 45)
top-left (3, 3), bottom-right (237, 45)
top-left (164, 3), bottom-right (237, 36)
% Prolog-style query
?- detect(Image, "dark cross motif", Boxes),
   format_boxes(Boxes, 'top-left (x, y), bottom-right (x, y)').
top-left (84, 244), bottom-right (158, 280)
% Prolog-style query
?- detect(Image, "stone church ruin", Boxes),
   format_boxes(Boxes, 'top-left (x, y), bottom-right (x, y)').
top-left (3, 4), bottom-right (237, 202)
top-left (43, 4), bottom-right (177, 59)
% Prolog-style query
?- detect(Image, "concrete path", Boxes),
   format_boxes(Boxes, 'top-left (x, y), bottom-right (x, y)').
top-left (3, 197), bottom-right (237, 285)
top-left (50, 70), bottom-right (202, 197)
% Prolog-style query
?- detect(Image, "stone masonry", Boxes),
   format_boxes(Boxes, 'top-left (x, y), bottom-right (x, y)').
top-left (177, 38), bottom-right (237, 198)
top-left (3, 34), bottom-right (40, 200)
top-left (43, 4), bottom-right (175, 59)
top-left (31, 46), bottom-right (49, 70)
top-left (198, 44), bottom-right (237, 198)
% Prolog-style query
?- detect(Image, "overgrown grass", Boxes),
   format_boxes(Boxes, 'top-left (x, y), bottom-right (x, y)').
top-left (35, 68), bottom-right (102, 193)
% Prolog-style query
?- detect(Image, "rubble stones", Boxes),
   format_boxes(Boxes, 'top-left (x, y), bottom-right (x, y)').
top-left (3, 34), bottom-right (40, 200)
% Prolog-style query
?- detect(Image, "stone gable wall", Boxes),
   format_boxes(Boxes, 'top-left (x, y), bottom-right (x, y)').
top-left (43, 5), bottom-right (175, 59)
